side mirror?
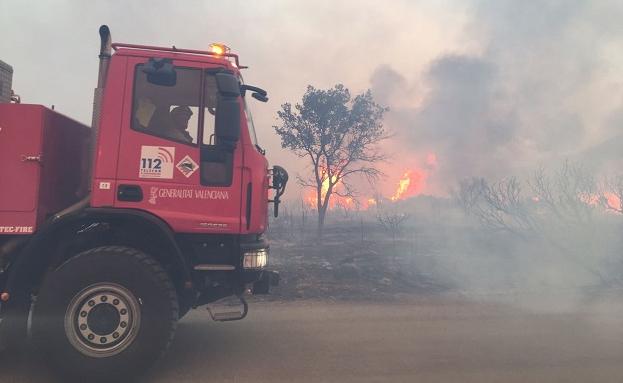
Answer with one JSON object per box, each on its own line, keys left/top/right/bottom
{"left": 214, "top": 72, "right": 244, "bottom": 150}
{"left": 215, "top": 72, "right": 240, "bottom": 97}
{"left": 215, "top": 91, "right": 241, "bottom": 151}
{"left": 252, "top": 93, "right": 269, "bottom": 102}
{"left": 241, "top": 84, "right": 269, "bottom": 103}
{"left": 142, "top": 58, "right": 177, "bottom": 86}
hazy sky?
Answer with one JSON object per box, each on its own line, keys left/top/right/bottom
{"left": 2, "top": 1, "right": 622, "bottom": 201}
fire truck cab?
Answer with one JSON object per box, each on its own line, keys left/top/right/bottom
{"left": 0, "top": 26, "right": 286, "bottom": 380}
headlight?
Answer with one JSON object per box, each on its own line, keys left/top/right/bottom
{"left": 243, "top": 248, "right": 268, "bottom": 269}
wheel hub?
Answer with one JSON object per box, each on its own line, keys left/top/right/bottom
{"left": 65, "top": 283, "right": 141, "bottom": 358}
{"left": 87, "top": 302, "right": 121, "bottom": 335}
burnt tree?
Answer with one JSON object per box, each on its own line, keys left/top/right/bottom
{"left": 274, "top": 84, "right": 388, "bottom": 236}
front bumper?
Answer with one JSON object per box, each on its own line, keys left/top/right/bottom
{"left": 193, "top": 235, "right": 279, "bottom": 305}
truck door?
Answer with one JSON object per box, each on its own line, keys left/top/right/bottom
{"left": 115, "top": 58, "right": 243, "bottom": 234}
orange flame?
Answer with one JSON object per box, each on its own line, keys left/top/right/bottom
{"left": 554, "top": 192, "right": 621, "bottom": 213}
{"left": 304, "top": 152, "right": 438, "bottom": 210}
{"left": 603, "top": 192, "right": 621, "bottom": 211}
{"left": 305, "top": 173, "right": 343, "bottom": 209}
{"left": 390, "top": 169, "right": 427, "bottom": 201}
{"left": 391, "top": 172, "right": 411, "bottom": 201}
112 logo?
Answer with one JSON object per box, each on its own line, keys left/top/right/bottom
{"left": 139, "top": 146, "right": 175, "bottom": 179}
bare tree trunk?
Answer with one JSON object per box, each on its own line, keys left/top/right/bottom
{"left": 316, "top": 181, "right": 335, "bottom": 238}
{"left": 317, "top": 206, "right": 327, "bottom": 238}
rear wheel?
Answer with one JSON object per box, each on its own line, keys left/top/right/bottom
{"left": 32, "top": 246, "right": 178, "bottom": 381}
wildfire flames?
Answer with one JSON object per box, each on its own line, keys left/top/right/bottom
{"left": 305, "top": 173, "right": 349, "bottom": 209}
{"left": 391, "top": 173, "right": 411, "bottom": 201}
{"left": 301, "top": 153, "right": 623, "bottom": 215}
{"left": 603, "top": 192, "right": 621, "bottom": 211}
{"left": 304, "top": 152, "right": 437, "bottom": 210}
{"left": 390, "top": 169, "right": 427, "bottom": 201}
{"left": 577, "top": 191, "right": 621, "bottom": 211}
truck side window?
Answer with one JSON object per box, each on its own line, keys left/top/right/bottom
{"left": 131, "top": 65, "right": 201, "bottom": 145}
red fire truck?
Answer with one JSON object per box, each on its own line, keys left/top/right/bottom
{"left": 0, "top": 25, "right": 287, "bottom": 379}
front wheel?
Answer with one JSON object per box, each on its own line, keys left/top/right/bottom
{"left": 32, "top": 246, "right": 178, "bottom": 381}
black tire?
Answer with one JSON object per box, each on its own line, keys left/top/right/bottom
{"left": 32, "top": 246, "right": 178, "bottom": 381}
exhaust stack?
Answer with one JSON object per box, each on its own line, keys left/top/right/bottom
{"left": 88, "top": 25, "right": 112, "bottom": 191}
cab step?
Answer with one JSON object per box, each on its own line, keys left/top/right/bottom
{"left": 207, "top": 295, "right": 248, "bottom": 321}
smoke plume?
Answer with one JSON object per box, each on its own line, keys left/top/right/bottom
{"left": 372, "top": 0, "right": 623, "bottom": 193}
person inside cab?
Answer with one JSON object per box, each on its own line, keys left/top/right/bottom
{"left": 168, "top": 105, "right": 194, "bottom": 143}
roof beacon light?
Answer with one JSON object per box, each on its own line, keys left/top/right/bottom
{"left": 209, "top": 43, "right": 230, "bottom": 56}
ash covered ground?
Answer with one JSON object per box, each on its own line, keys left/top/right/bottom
{"left": 266, "top": 221, "right": 449, "bottom": 301}
{"left": 265, "top": 196, "right": 623, "bottom": 303}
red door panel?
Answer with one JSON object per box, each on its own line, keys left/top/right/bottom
{"left": 114, "top": 57, "right": 243, "bottom": 234}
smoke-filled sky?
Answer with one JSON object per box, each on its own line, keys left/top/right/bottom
{"left": 2, "top": 0, "right": 622, "bottom": 201}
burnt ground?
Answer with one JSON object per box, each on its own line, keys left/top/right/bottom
{"left": 263, "top": 214, "right": 623, "bottom": 302}
{"left": 264, "top": 220, "right": 452, "bottom": 302}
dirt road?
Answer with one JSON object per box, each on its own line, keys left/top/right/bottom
{"left": 2, "top": 293, "right": 623, "bottom": 382}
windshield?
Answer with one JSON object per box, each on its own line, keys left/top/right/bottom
{"left": 243, "top": 97, "right": 259, "bottom": 148}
